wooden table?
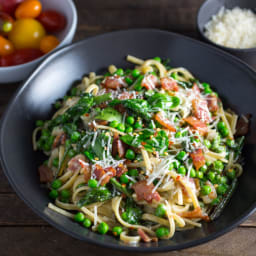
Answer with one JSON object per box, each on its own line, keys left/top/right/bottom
{"left": 1, "top": 1, "right": 256, "bottom": 255}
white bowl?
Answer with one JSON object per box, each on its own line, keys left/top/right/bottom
{"left": 0, "top": 0, "right": 77, "bottom": 83}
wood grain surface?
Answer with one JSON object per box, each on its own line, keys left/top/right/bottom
{"left": 0, "top": 0, "right": 255, "bottom": 255}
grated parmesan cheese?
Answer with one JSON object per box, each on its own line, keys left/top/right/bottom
{"left": 204, "top": 7, "right": 256, "bottom": 49}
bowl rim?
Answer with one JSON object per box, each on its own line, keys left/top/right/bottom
{"left": 0, "top": 0, "right": 78, "bottom": 70}
{"left": 196, "top": 0, "right": 256, "bottom": 52}
{"left": 1, "top": 28, "right": 256, "bottom": 252}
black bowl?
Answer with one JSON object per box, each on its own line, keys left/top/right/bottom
{"left": 197, "top": 0, "right": 256, "bottom": 69}
{"left": 1, "top": 29, "right": 256, "bottom": 252}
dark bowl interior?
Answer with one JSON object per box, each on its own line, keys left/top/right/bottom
{"left": 197, "top": 0, "right": 256, "bottom": 69}
{"left": 1, "top": 29, "right": 256, "bottom": 252}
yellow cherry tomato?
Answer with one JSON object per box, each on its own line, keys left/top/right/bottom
{"left": 39, "top": 35, "right": 59, "bottom": 54}
{"left": 15, "top": 0, "right": 42, "bottom": 19}
{"left": 9, "top": 18, "right": 45, "bottom": 49}
{"left": 0, "top": 36, "right": 14, "bottom": 56}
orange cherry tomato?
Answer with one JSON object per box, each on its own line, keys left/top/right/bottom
{"left": 39, "top": 35, "right": 59, "bottom": 54}
{"left": 15, "top": 0, "right": 42, "bottom": 19}
{"left": 0, "top": 35, "right": 14, "bottom": 56}
{"left": 9, "top": 18, "right": 45, "bottom": 49}
{"left": 0, "top": 48, "right": 43, "bottom": 66}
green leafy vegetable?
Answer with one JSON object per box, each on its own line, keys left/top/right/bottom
{"left": 123, "top": 198, "right": 143, "bottom": 224}
{"left": 94, "top": 93, "right": 112, "bottom": 105}
{"left": 95, "top": 107, "right": 122, "bottom": 123}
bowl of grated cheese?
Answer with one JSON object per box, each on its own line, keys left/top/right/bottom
{"left": 197, "top": 0, "right": 256, "bottom": 69}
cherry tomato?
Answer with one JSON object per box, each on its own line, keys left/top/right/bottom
{"left": 40, "top": 35, "right": 59, "bottom": 54}
{"left": 0, "top": 0, "right": 24, "bottom": 16}
{"left": 0, "top": 12, "right": 14, "bottom": 34}
{"left": 15, "top": 0, "right": 42, "bottom": 19}
{"left": 0, "top": 36, "right": 14, "bottom": 56}
{"left": 9, "top": 18, "right": 45, "bottom": 49}
{"left": 0, "top": 48, "right": 43, "bottom": 66}
{"left": 38, "top": 10, "right": 66, "bottom": 32}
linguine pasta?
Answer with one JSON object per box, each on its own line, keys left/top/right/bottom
{"left": 34, "top": 56, "right": 248, "bottom": 244}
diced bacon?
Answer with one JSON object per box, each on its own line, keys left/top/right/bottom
{"left": 206, "top": 95, "right": 218, "bottom": 112}
{"left": 38, "top": 165, "right": 53, "bottom": 183}
{"left": 114, "top": 104, "right": 126, "bottom": 114}
{"left": 141, "top": 74, "right": 158, "bottom": 90}
{"left": 178, "top": 207, "right": 209, "bottom": 221}
{"left": 93, "top": 164, "right": 116, "bottom": 185}
{"left": 68, "top": 154, "right": 86, "bottom": 172}
{"left": 96, "top": 120, "right": 108, "bottom": 126}
{"left": 102, "top": 76, "right": 126, "bottom": 90}
{"left": 132, "top": 180, "right": 161, "bottom": 203}
{"left": 83, "top": 164, "right": 91, "bottom": 183}
{"left": 190, "top": 149, "right": 205, "bottom": 170}
{"left": 184, "top": 116, "right": 208, "bottom": 136}
{"left": 117, "top": 91, "right": 135, "bottom": 100}
{"left": 116, "top": 164, "right": 128, "bottom": 177}
{"left": 155, "top": 112, "right": 176, "bottom": 132}
{"left": 192, "top": 98, "right": 211, "bottom": 123}
{"left": 236, "top": 114, "right": 251, "bottom": 136}
{"left": 112, "top": 133, "right": 126, "bottom": 158}
{"left": 160, "top": 77, "right": 179, "bottom": 92}
{"left": 52, "top": 132, "right": 66, "bottom": 149}
{"left": 138, "top": 228, "right": 151, "bottom": 243}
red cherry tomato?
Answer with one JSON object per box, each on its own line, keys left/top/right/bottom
{"left": 0, "top": 0, "right": 24, "bottom": 16}
{"left": 0, "top": 12, "right": 14, "bottom": 35}
{"left": 15, "top": 0, "right": 42, "bottom": 19}
{"left": 0, "top": 48, "right": 43, "bottom": 66}
{"left": 38, "top": 10, "right": 66, "bottom": 32}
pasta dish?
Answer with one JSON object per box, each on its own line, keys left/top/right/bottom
{"left": 33, "top": 55, "right": 248, "bottom": 243}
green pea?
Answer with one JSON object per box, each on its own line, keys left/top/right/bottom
{"left": 226, "top": 138, "right": 235, "bottom": 148}
{"left": 155, "top": 204, "right": 166, "bottom": 217}
{"left": 156, "top": 227, "right": 169, "bottom": 238}
{"left": 175, "top": 131, "right": 182, "bottom": 138}
{"left": 88, "top": 179, "right": 98, "bottom": 188}
{"left": 83, "top": 218, "right": 92, "bottom": 228}
{"left": 204, "top": 139, "right": 211, "bottom": 149}
{"left": 190, "top": 168, "right": 196, "bottom": 178}
{"left": 221, "top": 127, "right": 229, "bottom": 137}
{"left": 202, "top": 82, "right": 210, "bottom": 88}
{"left": 134, "top": 84, "right": 143, "bottom": 91}
{"left": 173, "top": 160, "right": 180, "bottom": 169}
{"left": 51, "top": 179, "right": 62, "bottom": 189}
{"left": 68, "top": 149, "right": 76, "bottom": 158}
{"left": 125, "top": 126, "right": 133, "bottom": 133}
{"left": 110, "top": 120, "right": 119, "bottom": 128}
{"left": 134, "top": 121, "right": 143, "bottom": 129}
{"left": 176, "top": 151, "right": 186, "bottom": 161}
{"left": 215, "top": 145, "right": 226, "bottom": 153}
{"left": 204, "top": 87, "right": 212, "bottom": 94}
{"left": 36, "top": 120, "right": 44, "bottom": 127}
{"left": 178, "top": 165, "right": 186, "bottom": 175}
{"left": 115, "top": 68, "right": 124, "bottom": 76}
{"left": 60, "top": 198, "right": 69, "bottom": 203}
{"left": 201, "top": 185, "right": 211, "bottom": 195}
{"left": 226, "top": 169, "right": 236, "bottom": 179}
{"left": 112, "top": 226, "right": 123, "bottom": 236}
{"left": 98, "top": 222, "right": 109, "bottom": 234}
{"left": 117, "top": 123, "right": 125, "bottom": 132}
{"left": 220, "top": 176, "right": 228, "bottom": 184}
{"left": 217, "top": 121, "right": 225, "bottom": 131}
{"left": 211, "top": 197, "right": 221, "bottom": 206}
{"left": 125, "top": 69, "right": 132, "bottom": 74}
{"left": 213, "top": 160, "right": 224, "bottom": 173}
{"left": 74, "top": 212, "right": 85, "bottom": 223}
{"left": 131, "top": 69, "right": 140, "bottom": 78}
{"left": 120, "top": 174, "right": 129, "bottom": 184}
{"left": 207, "top": 171, "right": 216, "bottom": 182}
{"left": 125, "top": 77, "right": 133, "bottom": 85}
{"left": 217, "top": 184, "right": 228, "bottom": 195}
{"left": 49, "top": 189, "right": 58, "bottom": 199}
{"left": 121, "top": 212, "right": 128, "bottom": 221}
{"left": 71, "top": 131, "right": 81, "bottom": 142}
{"left": 126, "top": 116, "right": 135, "bottom": 125}
{"left": 84, "top": 150, "right": 94, "bottom": 161}
{"left": 169, "top": 163, "right": 174, "bottom": 170}
{"left": 199, "top": 165, "right": 207, "bottom": 173}
{"left": 171, "top": 96, "right": 180, "bottom": 108}
{"left": 128, "top": 169, "right": 139, "bottom": 176}
{"left": 214, "top": 174, "right": 222, "bottom": 184}
{"left": 196, "top": 171, "right": 204, "bottom": 179}
{"left": 52, "top": 157, "right": 59, "bottom": 168}
{"left": 125, "top": 149, "right": 135, "bottom": 160}
{"left": 60, "top": 189, "right": 70, "bottom": 199}
{"left": 153, "top": 56, "right": 161, "bottom": 62}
